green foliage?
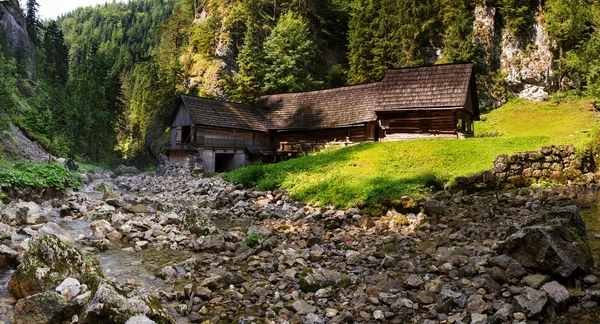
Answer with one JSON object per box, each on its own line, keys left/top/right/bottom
{"left": 262, "top": 11, "right": 320, "bottom": 94}
{"left": 544, "top": 0, "right": 593, "bottom": 51}
{"left": 347, "top": 0, "right": 478, "bottom": 84}
{"left": 0, "top": 44, "right": 18, "bottom": 134}
{"left": 224, "top": 99, "right": 598, "bottom": 209}
{"left": 0, "top": 162, "right": 80, "bottom": 191}
{"left": 243, "top": 233, "right": 263, "bottom": 247}
{"left": 498, "top": 0, "right": 536, "bottom": 36}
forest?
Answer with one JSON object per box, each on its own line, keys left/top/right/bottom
{"left": 0, "top": 0, "right": 599, "bottom": 167}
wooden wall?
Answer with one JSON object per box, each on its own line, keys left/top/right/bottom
{"left": 196, "top": 126, "right": 270, "bottom": 148}
{"left": 382, "top": 110, "right": 458, "bottom": 135}
{"left": 172, "top": 104, "right": 194, "bottom": 127}
{"left": 273, "top": 125, "right": 368, "bottom": 143}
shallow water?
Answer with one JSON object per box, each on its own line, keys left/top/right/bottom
{"left": 575, "top": 190, "right": 600, "bottom": 263}
{"left": 0, "top": 179, "right": 204, "bottom": 323}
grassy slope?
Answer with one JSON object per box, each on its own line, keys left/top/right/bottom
{"left": 223, "top": 99, "right": 599, "bottom": 208}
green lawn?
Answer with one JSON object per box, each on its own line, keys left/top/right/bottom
{"left": 223, "top": 98, "right": 599, "bottom": 209}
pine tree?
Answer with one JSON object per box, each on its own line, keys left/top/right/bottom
{"left": 26, "top": 0, "right": 40, "bottom": 45}
{"left": 262, "top": 11, "right": 318, "bottom": 94}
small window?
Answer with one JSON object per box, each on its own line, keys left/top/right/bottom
{"left": 176, "top": 127, "right": 182, "bottom": 144}
{"left": 181, "top": 126, "right": 192, "bottom": 144}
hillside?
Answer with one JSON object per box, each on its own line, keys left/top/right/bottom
{"left": 224, "top": 98, "right": 599, "bottom": 210}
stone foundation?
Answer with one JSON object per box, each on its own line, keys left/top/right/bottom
{"left": 451, "top": 145, "right": 597, "bottom": 191}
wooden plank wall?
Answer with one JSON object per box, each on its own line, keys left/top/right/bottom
{"left": 196, "top": 127, "right": 270, "bottom": 148}
{"left": 273, "top": 125, "right": 368, "bottom": 143}
{"left": 172, "top": 104, "right": 194, "bottom": 127}
{"left": 384, "top": 110, "right": 458, "bottom": 134}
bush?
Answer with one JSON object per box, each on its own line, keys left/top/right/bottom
{"left": 0, "top": 162, "right": 80, "bottom": 191}
{"left": 243, "top": 233, "right": 263, "bottom": 248}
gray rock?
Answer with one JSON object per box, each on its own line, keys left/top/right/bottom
{"left": 541, "top": 281, "right": 570, "bottom": 306}
{"left": 292, "top": 299, "right": 317, "bottom": 314}
{"left": 406, "top": 274, "right": 424, "bottom": 288}
{"left": 466, "top": 294, "right": 488, "bottom": 314}
{"left": 522, "top": 274, "right": 552, "bottom": 289}
{"left": 423, "top": 199, "right": 446, "bottom": 217}
{"left": 584, "top": 274, "right": 598, "bottom": 285}
{"left": 0, "top": 244, "right": 18, "bottom": 268}
{"left": 37, "top": 222, "right": 74, "bottom": 243}
{"left": 125, "top": 315, "right": 157, "bottom": 324}
{"left": 0, "top": 223, "right": 15, "bottom": 244}
{"left": 470, "top": 313, "right": 487, "bottom": 324}
{"left": 345, "top": 250, "right": 361, "bottom": 265}
{"left": 8, "top": 234, "right": 103, "bottom": 299}
{"left": 299, "top": 269, "right": 351, "bottom": 293}
{"left": 81, "top": 281, "right": 171, "bottom": 323}
{"left": 12, "top": 291, "right": 83, "bottom": 324}
{"left": 55, "top": 278, "right": 81, "bottom": 299}
{"left": 157, "top": 266, "right": 177, "bottom": 280}
{"left": 514, "top": 287, "right": 547, "bottom": 316}
{"left": 497, "top": 206, "right": 592, "bottom": 278}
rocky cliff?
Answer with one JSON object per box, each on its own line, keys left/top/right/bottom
{"left": 0, "top": 0, "right": 34, "bottom": 75}
{"left": 473, "top": 3, "right": 554, "bottom": 109}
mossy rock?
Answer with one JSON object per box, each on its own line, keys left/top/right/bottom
{"left": 8, "top": 234, "right": 104, "bottom": 299}
{"left": 81, "top": 281, "right": 173, "bottom": 324}
{"left": 299, "top": 268, "right": 351, "bottom": 293}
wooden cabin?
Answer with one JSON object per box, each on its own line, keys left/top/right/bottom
{"left": 168, "top": 95, "right": 270, "bottom": 173}
{"left": 167, "top": 63, "right": 479, "bottom": 173}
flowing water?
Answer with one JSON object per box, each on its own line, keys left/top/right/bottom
{"left": 0, "top": 180, "right": 199, "bottom": 323}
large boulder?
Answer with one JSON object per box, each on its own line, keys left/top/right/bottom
{"left": 12, "top": 290, "right": 86, "bottom": 324}
{"left": 8, "top": 234, "right": 103, "bottom": 299}
{"left": 496, "top": 206, "right": 593, "bottom": 278}
{"left": 80, "top": 281, "right": 173, "bottom": 324}
{"left": 299, "top": 269, "right": 351, "bottom": 293}
{"left": 113, "top": 165, "right": 140, "bottom": 177}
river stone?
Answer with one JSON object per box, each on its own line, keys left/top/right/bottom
{"left": 496, "top": 206, "right": 593, "bottom": 278}
{"left": 12, "top": 291, "right": 83, "bottom": 324}
{"left": 515, "top": 287, "right": 547, "bottom": 316}
{"left": 81, "top": 281, "right": 172, "bottom": 323}
{"left": 0, "top": 244, "right": 18, "bottom": 268}
{"left": 125, "top": 315, "right": 156, "bottom": 324}
{"left": 106, "top": 230, "right": 123, "bottom": 241}
{"left": 345, "top": 250, "right": 361, "bottom": 265}
{"left": 299, "top": 269, "right": 351, "bottom": 292}
{"left": 55, "top": 278, "right": 81, "bottom": 299}
{"left": 584, "top": 275, "right": 598, "bottom": 285}
{"left": 291, "top": 299, "right": 317, "bottom": 314}
{"left": 157, "top": 266, "right": 177, "bottom": 280}
{"left": 470, "top": 313, "right": 488, "bottom": 324}
{"left": 406, "top": 274, "right": 424, "bottom": 288}
{"left": 37, "top": 222, "right": 74, "bottom": 243}
{"left": 423, "top": 199, "right": 446, "bottom": 217}
{"left": 8, "top": 234, "right": 103, "bottom": 299}
{"left": 0, "top": 223, "right": 15, "bottom": 244}
{"left": 522, "top": 274, "right": 552, "bottom": 289}
{"left": 541, "top": 281, "right": 570, "bottom": 306}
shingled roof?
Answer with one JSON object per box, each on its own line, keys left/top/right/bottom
{"left": 255, "top": 82, "right": 381, "bottom": 130}
{"left": 256, "top": 63, "right": 478, "bottom": 130}
{"left": 180, "top": 95, "right": 271, "bottom": 132}
{"left": 179, "top": 63, "right": 478, "bottom": 132}
{"left": 379, "top": 63, "right": 475, "bottom": 111}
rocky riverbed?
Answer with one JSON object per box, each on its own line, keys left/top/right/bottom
{"left": 1, "top": 167, "right": 600, "bottom": 323}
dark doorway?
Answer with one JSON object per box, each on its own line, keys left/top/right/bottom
{"left": 215, "top": 153, "right": 235, "bottom": 172}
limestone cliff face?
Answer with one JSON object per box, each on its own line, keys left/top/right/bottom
{"left": 181, "top": 3, "right": 237, "bottom": 99}
{"left": 473, "top": 2, "right": 555, "bottom": 109}
{"left": 0, "top": 0, "right": 35, "bottom": 75}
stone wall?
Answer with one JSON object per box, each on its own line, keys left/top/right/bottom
{"left": 451, "top": 145, "right": 597, "bottom": 191}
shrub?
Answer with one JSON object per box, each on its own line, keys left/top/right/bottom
{"left": 243, "top": 233, "right": 263, "bottom": 248}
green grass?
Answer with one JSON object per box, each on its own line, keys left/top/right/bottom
{"left": 223, "top": 98, "right": 600, "bottom": 209}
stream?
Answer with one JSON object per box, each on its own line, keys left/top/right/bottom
{"left": 0, "top": 179, "right": 198, "bottom": 323}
